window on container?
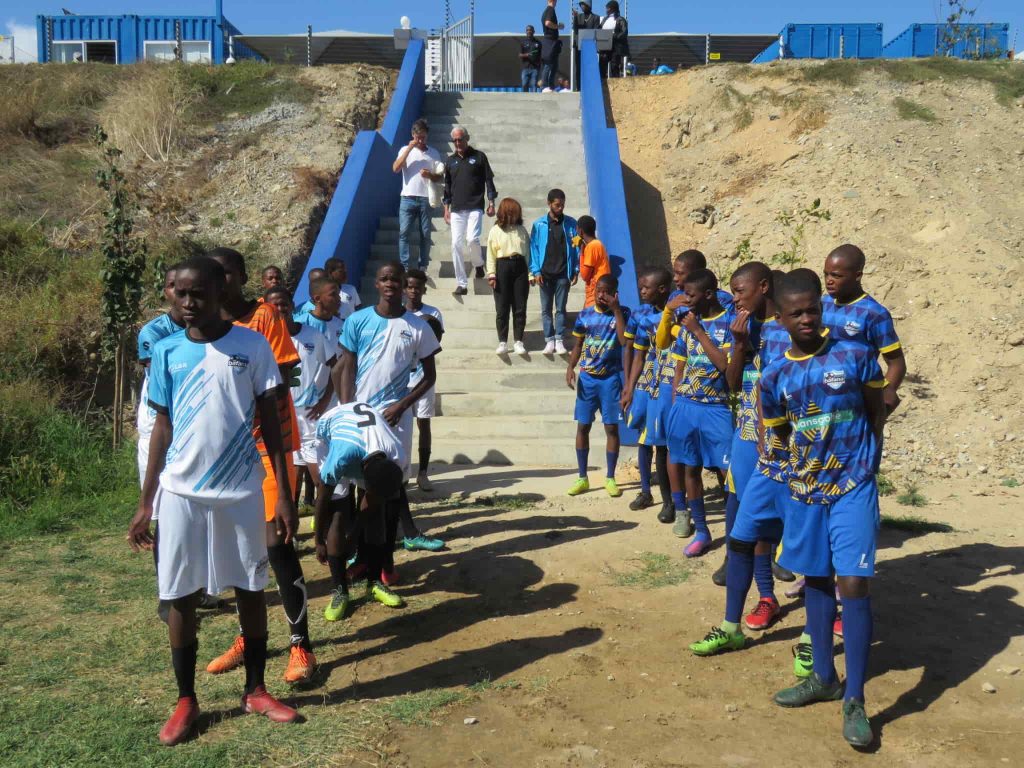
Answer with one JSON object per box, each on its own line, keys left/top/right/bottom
{"left": 85, "top": 41, "right": 117, "bottom": 63}
{"left": 51, "top": 41, "right": 84, "bottom": 63}
{"left": 144, "top": 40, "right": 211, "bottom": 64}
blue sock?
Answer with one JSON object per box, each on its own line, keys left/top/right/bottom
{"left": 805, "top": 578, "right": 837, "bottom": 684}
{"left": 724, "top": 492, "right": 739, "bottom": 539}
{"left": 841, "top": 595, "right": 873, "bottom": 702}
{"left": 753, "top": 552, "right": 775, "bottom": 600}
{"left": 638, "top": 445, "right": 653, "bottom": 493}
{"left": 688, "top": 497, "right": 709, "bottom": 539}
{"left": 671, "top": 490, "right": 686, "bottom": 512}
{"left": 605, "top": 451, "right": 618, "bottom": 479}
{"left": 724, "top": 541, "right": 754, "bottom": 625}
{"left": 576, "top": 448, "right": 588, "bottom": 478}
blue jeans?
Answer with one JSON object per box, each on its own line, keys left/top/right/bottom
{"left": 398, "top": 195, "right": 432, "bottom": 269}
{"left": 521, "top": 67, "right": 539, "bottom": 92}
{"left": 539, "top": 276, "right": 570, "bottom": 341}
{"left": 540, "top": 39, "right": 562, "bottom": 88}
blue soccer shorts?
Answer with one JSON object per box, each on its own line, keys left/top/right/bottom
{"left": 626, "top": 388, "right": 650, "bottom": 438}
{"left": 730, "top": 471, "right": 787, "bottom": 544}
{"left": 667, "top": 397, "right": 732, "bottom": 470}
{"left": 640, "top": 383, "right": 673, "bottom": 447}
{"left": 779, "top": 479, "right": 880, "bottom": 578}
{"left": 574, "top": 371, "right": 623, "bottom": 426}
{"left": 728, "top": 431, "right": 758, "bottom": 500}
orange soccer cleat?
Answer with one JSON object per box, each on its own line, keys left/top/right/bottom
{"left": 206, "top": 635, "right": 245, "bottom": 674}
{"left": 283, "top": 645, "right": 316, "bottom": 683}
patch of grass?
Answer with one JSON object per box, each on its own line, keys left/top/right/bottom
{"left": 877, "top": 473, "right": 895, "bottom": 496}
{"left": 873, "top": 57, "right": 1024, "bottom": 106}
{"left": 881, "top": 514, "right": 952, "bottom": 534}
{"left": 476, "top": 493, "right": 543, "bottom": 510}
{"left": 613, "top": 552, "right": 691, "bottom": 589}
{"left": 379, "top": 688, "right": 466, "bottom": 726}
{"left": 180, "top": 60, "right": 314, "bottom": 121}
{"left": 896, "top": 482, "right": 928, "bottom": 508}
{"left": 1000, "top": 477, "right": 1020, "bottom": 488}
{"left": 800, "top": 60, "right": 862, "bottom": 86}
{"left": 208, "top": 216, "right": 223, "bottom": 228}
{"left": 894, "top": 96, "right": 937, "bottom": 122}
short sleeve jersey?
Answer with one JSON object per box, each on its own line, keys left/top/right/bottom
{"left": 662, "top": 290, "right": 734, "bottom": 388}
{"left": 290, "top": 324, "right": 334, "bottom": 409}
{"left": 315, "top": 402, "right": 403, "bottom": 488}
{"left": 735, "top": 318, "right": 790, "bottom": 442}
{"left": 629, "top": 305, "right": 662, "bottom": 396}
{"left": 148, "top": 326, "right": 281, "bottom": 504}
{"left": 295, "top": 310, "right": 343, "bottom": 358}
{"left": 137, "top": 313, "right": 184, "bottom": 439}
{"left": 296, "top": 283, "right": 360, "bottom": 325}
{"left": 822, "top": 293, "right": 901, "bottom": 356}
{"left": 409, "top": 304, "right": 444, "bottom": 387}
{"left": 234, "top": 302, "right": 300, "bottom": 453}
{"left": 580, "top": 240, "right": 611, "bottom": 308}
{"left": 759, "top": 338, "right": 886, "bottom": 504}
{"left": 671, "top": 309, "right": 733, "bottom": 404}
{"left": 340, "top": 307, "right": 441, "bottom": 409}
{"left": 573, "top": 305, "right": 631, "bottom": 377}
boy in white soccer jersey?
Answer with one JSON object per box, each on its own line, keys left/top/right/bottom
{"left": 311, "top": 401, "right": 407, "bottom": 620}
{"left": 296, "top": 258, "right": 361, "bottom": 322}
{"left": 295, "top": 277, "right": 344, "bottom": 348}
{"left": 265, "top": 286, "right": 337, "bottom": 507}
{"left": 333, "top": 261, "right": 442, "bottom": 587}
{"left": 404, "top": 268, "right": 445, "bottom": 501}
{"left": 128, "top": 257, "right": 299, "bottom": 747}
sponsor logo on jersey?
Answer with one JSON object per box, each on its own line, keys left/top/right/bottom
{"left": 302, "top": 342, "right": 315, "bottom": 352}
{"left": 843, "top": 320, "right": 861, "bottom": 337}
{"left": 228, "top": 354, "right": 250, "bottom": 372}
{"left": 170, "top": 361, "right": 189, "bottom": 373}
{"left": 824, "top": 370, "right": 846, "bottom": 390}
{"left": 400, "top": 329, "right": 413, "bottom": 340}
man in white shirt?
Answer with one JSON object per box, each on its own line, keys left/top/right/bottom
{"left": 392, "top": 119, "right": 443, "bottom": 272}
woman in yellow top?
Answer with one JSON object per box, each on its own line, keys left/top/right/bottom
{"left": 486, "top": 197, "right": 531, "bottom": 355}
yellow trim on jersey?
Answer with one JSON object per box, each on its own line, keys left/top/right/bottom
{"left": 763, "top": 416, "right": 788, "bottom": 427}
{"left": 572, "top": 331, "right": 585, "bottom": 338}
{"left": 785, "top": 336, "right": 830, "bottom": 361}
{"left": 671, "top": 353, "right": 686, "bottom": 362}
{"left": 866, "top": 379, "right": 888, "bottom": 389}
{"left": 725, "top": 468, "right": 736, "bottom": 494}
{"left": 633, "top": 341, "right": 649, "bottom": 351}
{"left": 671, "top": 324, "right": 680, "bottom": 338}
{"left": 624, "top": 332, "right": 636, "bottom": 340}
{"left": 702, "top": 309, "right": 729, "bottom": 322}
{"left": 878, "top": 341, "right": 902, "bottom": 354}
{"left": 833, "top": 293, "right": 868, "bottom": 307}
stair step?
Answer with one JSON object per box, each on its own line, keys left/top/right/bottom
{"left": 435, "top": 368, "right": 570, "bottom": 390}
{"left": 438, "top": 388, "right": 574, "bottom": 417}
{"left": 437, "top": 347, "right": 586, "bottom": 368}
{"left": 424, "top": 437, "right": 635, "bottom": 468}
{"left": 428, "top": 414, "right": 577, "bottom": 440}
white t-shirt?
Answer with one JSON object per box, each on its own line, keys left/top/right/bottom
{"left": 137, "top": 313, "right": 185, "bottom": 441}
{"left": 147, "top": 325, "right": 281, "bottom": 505}
{"left": 409, "top": 304, "right": 444, "bottom": 387}
{"left": 315, "top": 402, "right": 403, "bottom": 490}
{"left": 290, "top": 324, "right": 334, "bottom": 409}
{"left": 601, "top": 15, "right": 618, "bottom": 30}
{"left": 340, "top": 307, "right": 441, "bottom": 409}
{"left": 398, "top": 146, "right": 443, "bottom": 198}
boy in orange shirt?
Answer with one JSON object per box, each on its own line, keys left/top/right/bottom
{"left": 576, "top": 215, "right": 610, "bottom": 308}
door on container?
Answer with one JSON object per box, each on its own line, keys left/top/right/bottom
{"left": 85, "top": 41, "right": 117, "bottom": 63}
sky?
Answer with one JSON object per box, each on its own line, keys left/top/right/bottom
{"left": 5, "top": 1, "right": 1022, "bottom": 61}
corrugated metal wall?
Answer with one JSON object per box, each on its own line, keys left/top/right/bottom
{"left": 883, "top": 23, "right": 1009, "bottom": 59}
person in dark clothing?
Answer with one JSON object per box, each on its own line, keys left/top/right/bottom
{"left": 442, "top": 126, "right": 497, "bottom": 296}
{"left": 571, "top": 2, "right": 601, "bottom": 89}
{"left": 601, "top": 1, "right": 630, "bottom": 78}
{"left": 540, "top": 0, "right": 565, "bottom": 89}
{"left": 520, "top": 25, "right": 543, "bottom": 92}
{"left": 529, "top": 189, "right": 580, "bottom": 355}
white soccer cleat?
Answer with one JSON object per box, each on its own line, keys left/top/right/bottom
{"left": 496, "top": 341, "right": 509, "bottom": 355}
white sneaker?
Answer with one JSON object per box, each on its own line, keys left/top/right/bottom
{"left": 513, "top": 341, "right": 527, "bottom": 355}
{"left": 495, "top": 342, "right": 509, "bottom": 355}
{"left": 554, "top": 339, "right": 567, "bottom": 355}
{"left": 542, "top": 340, "right": 556, "bottom": 355}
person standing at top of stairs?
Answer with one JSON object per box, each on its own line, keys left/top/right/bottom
{"left": 443, "top": 126, "right": 497, "bottom": 297}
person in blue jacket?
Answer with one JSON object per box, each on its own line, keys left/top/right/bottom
{"left": 649, "top": 57, "right": 675, "bottom": 75}
{"left": 530, "top": 188, "right": 580, "bottom": 355}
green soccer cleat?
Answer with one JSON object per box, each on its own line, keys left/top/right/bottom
{"left": 403, "top": 535, "right": 444, "bottom": 552}
{"left": 773, "top": 672, "right": 843, "bottom": 708}
{"left": 689, "top": 626, "right": 746, "bottom": 657}
{"left": 792, "top": 641, "right": 814, "bottom": 678}
{"left": 567, "top": 477, "right": 590, "bottom": 496}
{"left": 605, "top": 478, "right": 622, "bottom": 497}
{"left": 323, "top": 588, "right": 350, "bottom": 622}
{"left": 370, "top": 581, "right": 404, "bottom": 608}
{"left": 842, "top": 700, "right": 874, "bottom": 748}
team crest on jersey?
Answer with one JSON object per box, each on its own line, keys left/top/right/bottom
{"left": 302, "top": 342, "right": 315, "bottom": 352}
{"left": 713, "top": 328, "right": 727, "bottom": 343}
{"left": 400, "top": 329, "right": 413, "bottom": 340}
{"left": 824, "top": 370, "right": 846, "bottom": 390}
{"left": 843, "top": 320, "right": 862, "bottom": 337}
{"left": 228, "top": 354, "right": 250, "bottom": 373}
{"left": 468, "top": 157, "right": 477, "bottom": 165}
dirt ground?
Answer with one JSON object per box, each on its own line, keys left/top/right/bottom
{"left": 610, "top": 61, "right": 1024, "bottom": 491}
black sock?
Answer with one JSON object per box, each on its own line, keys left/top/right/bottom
{"left": 655, "top": 446, "right": 672, "bottom": 504}
{"left": 242, "top": 635, "right": 268, "bottom": 694}
{"left": 171, "top": 642, "right": 198, "bottom": 700}
{"left": 397, "top": 487, "right": 420, "bottom": 539}
{"left": 327, "top": 555, "right": 349, "bottom": 594}
{"left": 267, "top": 543, "right": 311, "bottom": 651}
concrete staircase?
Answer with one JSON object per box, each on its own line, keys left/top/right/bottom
{"left": 361, "top": 91, "right": 590, "bottom": 467}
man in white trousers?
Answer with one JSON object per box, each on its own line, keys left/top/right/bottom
{"left": 442, "top": 126, "right": 497, "bottom": 296}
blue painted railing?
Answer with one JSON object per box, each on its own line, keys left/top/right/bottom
{"left": 295, "top": 38, "right": 426, "bottom": 303}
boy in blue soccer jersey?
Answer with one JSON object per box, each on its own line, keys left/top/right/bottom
{"left": 665, "top": 269, "right": 733, "bottom": 557}
{"left": 759, "top": 271, "right": 887, "bottom": 748}
{"left": 295, "top": 277, "right": 344, "bottom": 350}
{"left": 312, "top": 402, "right": 406, "bottom": 621}
{"left": 127, "top": 257, "right": 299, "bottom": 746}
{"left": 621, "top": 267, "right": 673, "bottom": 517}
{"left": 822, "top": 244, "right": 906, "bottom": 414}
{"left": 566, "top": 274, "right": 630, "bottom": 498}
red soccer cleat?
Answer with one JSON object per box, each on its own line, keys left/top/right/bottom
{"left": 242, "top": 685, "right": 300, "bottom": 723}
{"left": 744, "top": 597, "right": 781, "bottom": 631}
{"left": 346, "top": 562, "right": 367, "bottom": 582}
{"left": 380, "top": 568, "right": 400, "bottom": 586}
{"left": 833, "top": 612, "right": 844, "bottom": 638}
{"left": 158, "top": 696, "right": 199, "bottom": 746}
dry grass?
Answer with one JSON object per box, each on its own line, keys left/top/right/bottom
{"left": 790, "top": 99, "right": 830, "bottom": 136}
{"left": 291, "top": 165, "right": 337, "bottom": 200}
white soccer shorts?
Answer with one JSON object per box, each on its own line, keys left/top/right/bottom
{"left": 154, "top": 486, "right": 269, "bottom": 600}
{"left": 413, "top": 386, "right": 437, "bottom": 419}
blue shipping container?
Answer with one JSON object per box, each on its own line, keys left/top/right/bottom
{"left": 751, "top": 23, "right": 883, "bottom": 62}
{"left": 883, "top": 23, "right": 1009, "bottom": 59}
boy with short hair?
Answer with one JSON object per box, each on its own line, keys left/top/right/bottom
{"left": 576, "top": 215, "right": 610, "bottom": 309}
{"left": 666, "top": 269, "right": 733, "bottom": 558}
{"left": 324, "top": 257, "right": 362, "bottom": 323}
{"left": 404, "top": 269, "right": 446, "bottom": 504}
{"left": 205, "top": 248, "right": 316, "bottom": 684}
{"left": 128, "top": 257, "right": 299, "bottom": 746}
{"left": 296, "top": 277, "right": 344, "bottom": 351}
{"left": 621, "top": 266, "right": 673, "bottom": 517}
{"left": 529, "top": 189, "right": 580, "bottom": 355}
{"left": 566, "top": 274, "right": 630, "bottom": 497}
{"left": 261, "top": 265, "right": 283, "bottom": 292}
{"left": 761, "top": 271, "right": 887, "bottom": 748}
